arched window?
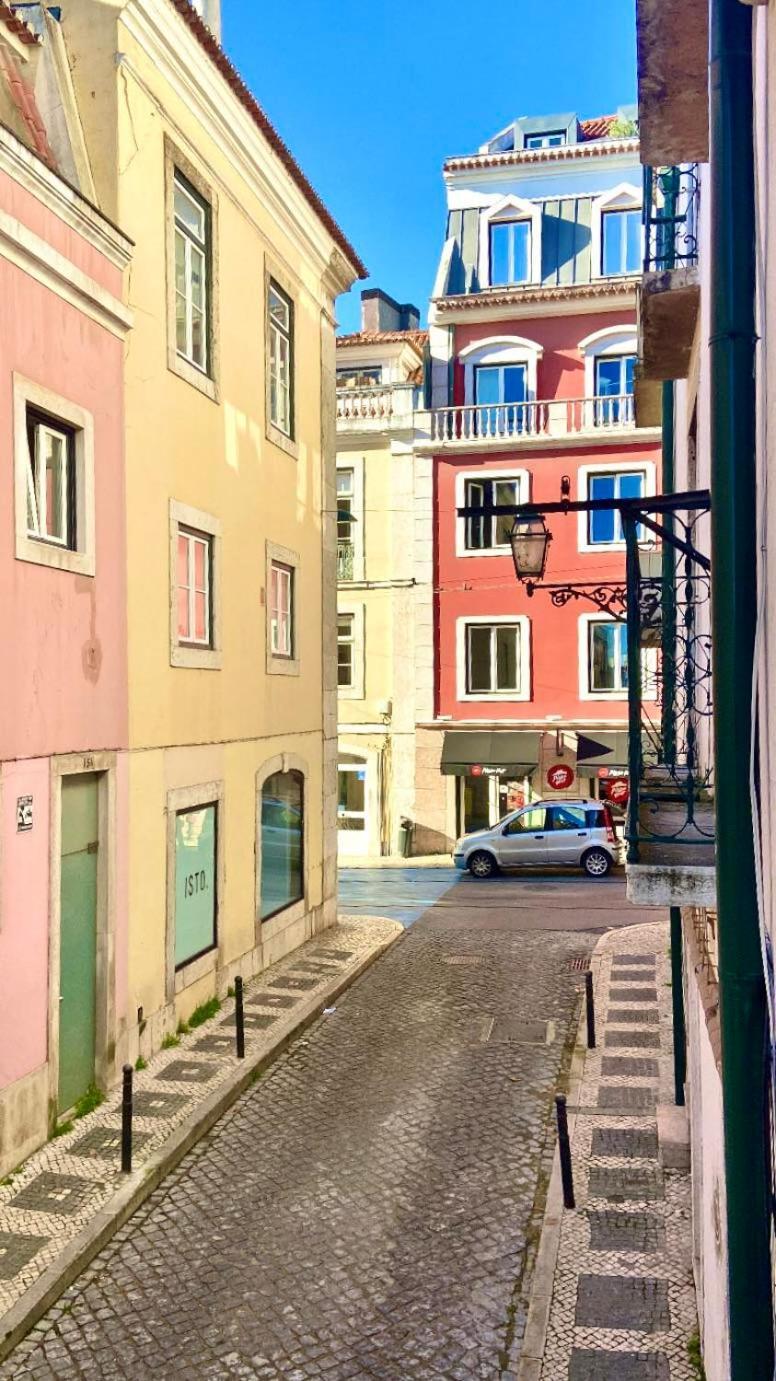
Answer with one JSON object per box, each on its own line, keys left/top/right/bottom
{"left": 260, "top": 770, "right": 304, "bottom": 920}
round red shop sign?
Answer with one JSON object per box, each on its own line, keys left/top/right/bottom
{"left": 470, "top": 764, "right": 484, "bottom": 777}
{"left": 606, "top": 777, "right": 630, "bottom": 805}
{"left": 546, "top": 763, "right": 574, "bottom": 791}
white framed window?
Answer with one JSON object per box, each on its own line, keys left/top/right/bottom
{"left": 594, "top": 354, "right": 636, "bottom": 425}
{"left": 338, "top": 613, "right": 354, "bottom": 687}
{"left": 456, "top": 615, "right": 531, "bottom": 701}
{"left": 165, "top": 778, "right": 224, "bottom": 998}
{"left": 479, "top": 195, "right": 542, "bottom": 288}
{"left": 336, "top": 457, "right": 364, "bottom": 581}
{"left": 266, "top": 540, "right": 300, "bottom": 675}
{"left": 270, "top": 562, "right": 293, "bottom": 656}
{"left": 26, "top": 414, "right": 74, "bottom": 549}
{"left": 169, "top": 500, "right": 222, "bottom": 669}
{"left": 459, "top": 336, "right": 542, "bottom": 409}
{"left": 14, "top": 375, "right": 95, "bottom": 576}
{"left": 455, "top": 469, "right": 529, "bottom": 555}
{"left": 578, "top": 613, "right": 658, "bottom": 701}
{"left": 174, "top": 171, "right": 209, "bottom": 373}
{"left": 590, "top": 184, "right": 642, "bottom": 280}
{"left": 602, "top": 209, "right": 642, "bottom": 275}
{"left": 525, "top": 131, "right": 565, "bottom": 149}
{"left": 337, "top": 602, "right": 365, "bottom": 699}
{"left": 177, "top": 527, "right": 212, "bottom": 647}
{"left": 489, "top": 219, "right": 531, "bottom": 286}
{"left": 577, "top": 461, "right": 655, "bottom": 552}
{"left": 268, "top": 280, "right": 293, "bottom": 438}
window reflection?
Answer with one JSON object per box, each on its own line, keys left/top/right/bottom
{"left": 260, "top": 770, "right": 304, "bottom": 920}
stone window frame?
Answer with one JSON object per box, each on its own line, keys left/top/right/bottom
{"left": 265, "top": 539, "right": 300, "bottom": 676}
{"left": 337, "top": 600, "right": 365, "bottom": 699}
{"left": 169, "top": 499, "right": 223, "bottom": 669}
{"left": 455, "top": 613, "right": 532, "bottom": 703}
{"left": 264, "top": 256, "right": 299, "bottom": 459}
{"left": 165, "top": 778, "right": 225, "bottom": 999}
{"left": 13, "top": 373, "right": 95, "bottom": 576}
{"left": 164, "top": 137, "right": 220, "bottom": 403}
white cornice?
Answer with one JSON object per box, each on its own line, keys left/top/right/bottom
{"left": 429, "top": 288, "right": 637, "bottom": 325}
{"left": 120, "top": 0, "right": 361, "bottom": 292}
{"left": 0, "top": 207, "right": 133, "bottom": 337}
{"left": 0, "top": 124, "right": 132, "bottom": 268}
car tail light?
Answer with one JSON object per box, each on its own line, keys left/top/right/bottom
{"left": 603, "top": 805, "right": 616, "bottom": 843}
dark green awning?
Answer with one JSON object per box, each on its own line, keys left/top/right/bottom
{"left": 440, "top": 731, "right": 541, "bottom": 776}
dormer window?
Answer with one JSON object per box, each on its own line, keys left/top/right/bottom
{"left": 602, "top": 208, "right": 641, "bottom": 275}
{"left": 489, "top": 220, "right": 531, "bottom": 286}
{"left": 525, "top": 132, "right": 565, "bottom": 149}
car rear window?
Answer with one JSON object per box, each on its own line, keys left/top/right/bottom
{"left": 586, "top": 809, "right": 606, "bottom": 828}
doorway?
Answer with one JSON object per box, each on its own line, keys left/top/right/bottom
{"left": 337, "top": 757, "right": 369, "bottom": 854}
{"left": 58, "top": 773, "right": 99, "bottom": 1112}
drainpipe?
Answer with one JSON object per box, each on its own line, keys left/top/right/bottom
{"left": 709, "top": 0, "right": 773, "bottom": 1375}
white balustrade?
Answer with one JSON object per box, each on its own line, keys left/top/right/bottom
{"left": 428, "top": 394, "right": 635, "bottom": 443}
{"left": 336, "top": 383, "right": 415, "bottom": 426}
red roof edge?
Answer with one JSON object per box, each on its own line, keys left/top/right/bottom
{"left": 167, "top": 0, "right": 366, "bottom": 281}
{"left": 0, "top": 2, "right": 41, "bottom": 45}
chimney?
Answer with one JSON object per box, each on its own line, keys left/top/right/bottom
{"left": 361, "top": 289, "right": 420, "bottom": 333}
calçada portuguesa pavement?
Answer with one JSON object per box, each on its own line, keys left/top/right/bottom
{"left": 0, "top": 868, "right": 694, "bottom": 1379}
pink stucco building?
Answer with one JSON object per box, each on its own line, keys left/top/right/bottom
{"left": 0, "top": 4, "right": 132, "bottom": 1170}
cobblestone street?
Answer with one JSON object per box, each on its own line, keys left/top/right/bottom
{"left": 4, "top": 875, "right": 647, "bottom": 1380}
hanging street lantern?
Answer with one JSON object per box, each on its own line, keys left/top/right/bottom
{"left": 509, "top": 515, "right": 552, "bottom": 584}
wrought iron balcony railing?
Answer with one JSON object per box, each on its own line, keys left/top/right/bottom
{"left": 625, "top": 501, "right": 714, "bottom": 866}
{"left": 337, "top": 541, "right": 355, "bottom": 581}
{"left": 643, "top": 164, "right": 700, "bottom": 273}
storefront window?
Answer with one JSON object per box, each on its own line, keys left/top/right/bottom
{"left": 337, "top": 763, "right": 366, "bottom": 831}
{"left": 174, "top": 803, "right": 217, "bottom": 967}
{"left": 260, "top": 770, "right": 304, "bottom": 920}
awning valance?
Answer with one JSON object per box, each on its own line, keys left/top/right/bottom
{"left": 440, "top": 730, "right": 541, "bottom": 776}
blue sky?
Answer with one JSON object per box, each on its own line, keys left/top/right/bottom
{"left": 224, "top": 1, "right": 637, "bottom": 334}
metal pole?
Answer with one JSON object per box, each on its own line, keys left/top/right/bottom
{"left": 670, "top": 908, "right": 686, "bottom": 1107}
{"left": 625, "top": 518, "right": 643, "bottom": 863}
{"left": 235, "top": 976, "right": 245, "bottom": 1059}
{"left": 709, "top": 0, "right": 773, "bottom": 1373}
{"left": 555, "top": 1095, "right": 575, "bottom": 1209}
{"left": 121, "top": 1064, "right": 132, "bottom": 1174}
{"left": 585, "top": 970, "right": 596, "bottom": 1050}
{"left": 661, "top": 382, "right": 677, "bottom": 771}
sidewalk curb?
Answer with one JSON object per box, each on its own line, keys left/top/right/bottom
{"left": 0, "top": 921, "right": 403, "bottom": 1364}
{"left": 514, "top": 930, "right": 609, "bottom": 1381}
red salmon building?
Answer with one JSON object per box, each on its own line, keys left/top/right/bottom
{"left": 411, "top": 108, "right": 661, "bottom": 847}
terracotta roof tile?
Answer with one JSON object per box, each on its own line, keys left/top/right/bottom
{"left": 0, "top": 2, "right": 40, "bottom": 45}
{"left": 579, "top": 114, "right": 619, "bottom": 140}
{"left": 166, "top": 0, "right": 365, "bottom": 280}
{"left": 336, "top": 329, "right": 428, "bottom": 350}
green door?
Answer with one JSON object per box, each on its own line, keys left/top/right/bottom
{"left": 58, "top": 774, "right": 99, "bottom": 1113}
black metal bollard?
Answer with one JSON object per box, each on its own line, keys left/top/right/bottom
{"left": 585, "top": 969, "right": 596, "bottom": 1049}
{"left": 555, "top": 1094, "right": 575, "bottom": 1209}
{"left": 121, "top": 1064, "right": 133, "bottom": 1174}
{"left": 235, "top": 976, "right": 245, "bottom": 1059}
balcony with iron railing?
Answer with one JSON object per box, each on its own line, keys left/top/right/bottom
{"left": 337, "top": 541, "right": 355, "bottom": 581}
{"left": 417, "top": 394, "right": 653, "bottom": 453}
{"left": 336, "top": 382, "right": 415, "bottom": 433}
{"left": 639, "top": 163, "right": 701, "bottom": 382}
{"left": 624, "top": 500, "right": 716, "bottom": 908}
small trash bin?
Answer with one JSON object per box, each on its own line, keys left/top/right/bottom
{"left": 398, "top": 817, "right": 414, "bottom": 858}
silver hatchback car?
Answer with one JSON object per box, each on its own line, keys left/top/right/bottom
{"left": 453, "top": 799, "right": 622, "bottom": 879}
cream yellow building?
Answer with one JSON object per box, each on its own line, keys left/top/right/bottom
{"left": 59, "top": 0, "right": 363, "bottom": 1057}
{"left": 335, "top": 292, "right": 426, "bottom": 856}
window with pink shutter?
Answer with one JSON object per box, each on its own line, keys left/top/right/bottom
{"left": 270, "top": 561, "right": 293, "bottom": 656}
{"left": 177, "top": 526, "right": 212, "bottom": 646}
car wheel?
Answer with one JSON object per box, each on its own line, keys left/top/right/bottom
{"left": 583, "top": 848, "right": 611, "bottom": 878}
{"left": 469, "top": 850, "right": 498, "bottom": 878}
